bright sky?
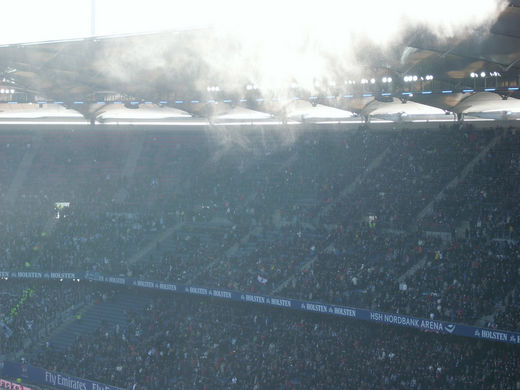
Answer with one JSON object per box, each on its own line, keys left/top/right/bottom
{"left": 0, "top": 0, "right": 218, "bottom": 45}
{"left": 0, "top": 0, "right": 507, "bottom": 45}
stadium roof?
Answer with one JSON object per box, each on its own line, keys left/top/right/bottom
{"left": 0, "top": 2, "right": 519, "bottom": 125}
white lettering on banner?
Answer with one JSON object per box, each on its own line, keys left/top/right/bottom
{"left": 50, "top": 273, "right": 75, "bottom": 279}
{"left": 106, "top": 277, "right": 125, "bottom": 285}
{"left": 370, "top": 312, "right": 384, "bottom": 321}
{"left": 56, "top": 374, "right": 87, "bottom": 390}
{"left": 136, "top": 281, "right": 154, "bottom": 288}
{"left": 45, "top": 372, "right": 56, "bottom": 386}
{"left": 45, "top": 371, "right": 116, "bottom": 390}
{"left": 189, "top": 287, "right": 208, "bottom": 295}
{"left": 480, "top": 329, "right": 508, "bottom": 341}
{"left": 370, "top": 312, "right": 455, "bottom": 333}
{"left": 0, "top": 272, "right": 9, "bottom": 278}
{"left": 419, "top": 320, "right": 443, "bottom": 331}
{"left": 270, "top": 298, "right": 291, "bottom": 307}
{"left": 245, "top": 294, "right": 265, "bottom": 304}
{"left": 383, "top": 314, "right": 421, "bottom": 328}
{"left": 305, "top": 303, "right": 328, "bottom": 313}
{"left": 159, "top": 283, "right": 177, "bottom": 291}
{"left": 333, "top": 307, "right": 356, "bottom": 317}
{"left": 211, "top": 290, "right": 231, "bottom": 299}
{"left": 16, "top": 272, "right": 42, "bottom": 278}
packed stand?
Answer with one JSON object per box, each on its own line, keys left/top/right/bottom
{"left": 279, "top": 127, "right": 520, "bottom": 326}
{"left": 279, "top": 223, "right": 434, "bottom": 309}
{"left": 492, "top": 285, "right": 520, "bottom": 331}
{"left": 33, "top": 290, "right": 520, "bottom": 390}
{"left": 324, "top": 128, "right": 493, "bottom": 230}
{"left": 419, "top": 127, "right": 519, "bottom": 238}
{"left": 141, "top": 130, "right": 390, "bottom": 292}
{"left": 2, "top": 126, "right": 520, "bottom": 333}
{"left": 0, "top": 280, "right": 88, "bottom": 355}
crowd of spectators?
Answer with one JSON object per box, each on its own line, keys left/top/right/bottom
{"left": 323, "top": 128, "right": 494, "bottom": 229}
{"left": 277, "top": 127, "right": 520, "bottom": 328}
{"left": 0, "top": 125, "right": 519, "bottom": 332}
{"left": 0, "top": 280, "right": 88, "bottom": 355}
{"left": 492, "top": 286, "right": 520, "bottom": 331}
{"left": 32, "top": 290, "right": 520, "bottom": 390}
{"left": 279, "top": 223, "right": 433, "bottom": 307}
{"left": 1, "top": 124, "right": 519, "bottom": 388}
{"left": 419, "top": 128, "right": 520, "bottom": 238}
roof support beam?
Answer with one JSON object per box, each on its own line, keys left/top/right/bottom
{"left": 406, "top": 44, "right": 519, "bottom": 71}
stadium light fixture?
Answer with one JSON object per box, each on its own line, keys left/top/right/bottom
{"left": 480, "top": 72, "right": 486, "bottom": 77}
{"left": 360, "top": 78, "right": 369, "bottom": 84}
{"left": 370, "top": 78, "right": 376, "bottom": 84}
{"left": 412, "top": 75, "right": 418, "bottom": 81}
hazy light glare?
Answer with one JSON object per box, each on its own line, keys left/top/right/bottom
{"left": 0, "top": 0, "right": 506, "bottom": 45}
{"left": 0, "top": 0, "right": 91, "bottom": 44}
{"left": 0, "top": 0, "right": 507, "bottom": 96}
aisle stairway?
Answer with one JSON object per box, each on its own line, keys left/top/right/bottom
{"left": 4, "top": 134, "right": 42, "bottom": 206}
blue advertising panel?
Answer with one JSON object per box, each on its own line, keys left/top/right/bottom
{"left": 1, "top": 361, "right": 122, "bottom": 390}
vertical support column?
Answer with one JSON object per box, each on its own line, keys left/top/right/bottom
{"left": 91, "top": 0, "right": 96, "bottom": 36}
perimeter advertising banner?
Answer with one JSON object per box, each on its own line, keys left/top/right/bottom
{"left": 1, "top": 361, "right": 122, "bottom": 390}
{"left": 2, "top": 270, "right": 520, "bottom": 345}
